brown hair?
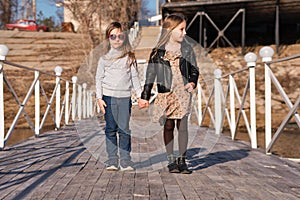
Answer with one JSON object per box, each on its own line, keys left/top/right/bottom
{"left": 155, "top": 13, "right": 187, "bottom": 49}
{"left": 105, "top": 22, "right": 136, "bottom": 68}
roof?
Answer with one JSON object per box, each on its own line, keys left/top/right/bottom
{"left": 162, "top": 0, "right": 300, "bottom": 25}
{"left": 161, "top": 0, "right": 300, "bottom": 45}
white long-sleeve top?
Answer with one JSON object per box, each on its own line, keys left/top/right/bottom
{"left": 95, "top": 48, "right": 142, "bottom": 99}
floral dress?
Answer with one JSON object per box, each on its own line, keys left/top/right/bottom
{"left": 152, "top": 50, "right": 192, "bottom": 123}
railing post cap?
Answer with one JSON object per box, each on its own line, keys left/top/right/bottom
{"left": 72, "top": 76, "right": 77, "bottom": 83}
{"left": 244, "top": 52, "right": 257, "bottom": 67}
{"left": 214, "top": 69, "right": 222, "bottom": 78}
{"left": 136, "top": 59, "right": 147, "bottom": 64}
{"left": 259, "top": 46, "right": 274, "bottom": 61}
{"left": 82, "top": 83, "right": 87, "bottom": 89}
{"left": 0, "top": 44, "right": 9, "bottom": 60}
{"left": 54, "top": 66, "right": 63, "bottom": 76}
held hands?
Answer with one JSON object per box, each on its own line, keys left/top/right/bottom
{"left": 138, "top": 98, "right": 149, "bottom": 109}
{"left": 97, "top": 98, "right": 107, "bottom": 114}
{"left": 184, "top": 82, "right": 195, "bottom": 93}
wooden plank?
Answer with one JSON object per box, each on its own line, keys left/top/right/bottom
{"left": 133, "top": 172, "right": 149, "bottom": 198}
{"left": 175, "top": 174, "right": 200, "bottom": 199}
{"left": 88, "top": 168, "right": 112, "bottom": 200}
{"left": 148, "top": 171, "right": 167, "bottom": 199}
{"left": 119, "top": 172, "right": 135, "bottom": 198}
{"left": 0, "top": 124, "right": 300, "bottom": 199}
{"left": 0, "top": 131, "right": 82, "bottom": 199}
{"left": 73, "top": 161, "right": 102, "bottom": 200}
{"left": 103, "top": 171, "right": 124, "bottom": 198}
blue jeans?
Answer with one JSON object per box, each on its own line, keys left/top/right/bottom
{"left": 102, "top": 95, "right": 132, "bottom": 161}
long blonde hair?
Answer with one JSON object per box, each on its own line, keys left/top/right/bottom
{"left": 104, "top": 22, "right": 136, "bottom": 68}
{"left": 155, "top": 13, "right": 187, "bottom": 50}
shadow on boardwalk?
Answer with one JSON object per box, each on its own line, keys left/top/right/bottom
{"left": 130, "top": 148, "right": 249, "bottom": 172}
{"left": 188, "top": 148, "right": 250, "bottom": 171}
{"left": 74, "top": 116, "right": 249, "bottom": 174}
{"left": 0, "top": 117, "right": 299, "bottom": 199}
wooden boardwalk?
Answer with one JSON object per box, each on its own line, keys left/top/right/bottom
{"left": 0, "top": 107, "right": 300, "bottom": 199}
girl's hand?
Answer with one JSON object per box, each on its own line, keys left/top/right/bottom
{"left": 97, "top": 99, "right": 107, "bottom": 114}
{"left": 138, "top": 99, "right": 149, "bottom": 109}
{"left": 184, "top": 82, "right": 195, "bottom": 93}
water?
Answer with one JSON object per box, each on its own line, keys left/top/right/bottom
{"left": 5, "top": 126, "right": 55, "bottom": 147}
{"left": 223, "top": 127, "right": 300, "bottom": 159}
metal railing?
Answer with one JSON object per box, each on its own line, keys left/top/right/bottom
{"left": 196, "top": 46, "right": 300, "bottom": 153}
{"left": 128, "top": 21, "right": 140, "bottom": 46}
{"left": 1, "top": 43, "right": 299, "bottom": 154}
{"left": 0, "top": 45, "right": 95, "bottom": 148}
{"left": 0, "top": 22, "right": 142, "bottom": 149}
{"left": 263, "top": 52, "right": 300, "bottom": 153}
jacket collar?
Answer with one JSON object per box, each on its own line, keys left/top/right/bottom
{"left": 156, "top": 40, "right": 191, "bottom": 58}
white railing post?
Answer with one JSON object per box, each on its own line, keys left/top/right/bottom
{"left": 89, "top": 91, "right": 92, "bottom": 117}
{"left": 129, "top": 28, "right": 134, "bottom": 45}
{"left": 229, "top": 75, "right": 236, "bottom": 139}
{"left": 90, "top": 92, "right": 94, "bottom": 117}
{"left": 0, "top": 63, "right": 4, "bottom": 149}
{"left": 245, "top": 52, "right": 258, "bottom": 148}
{"left": 88, "top": 91, "right": 93, "bottom": 117}
{"left": 82, "top": 83, "right": 87, "bottom": 119}
{"left": 197, "top": 83, "right": 202, "bottom": 126}
{"left": 214, "top": 69, "right": 223, "bottom": 134}
{"left": 71, "top": 76, "right": 77, "bottom": 121}
{"left": 135, "top": 21, "right": 139, "bottom": 33}
{"left": 77, "top": 84, "right": 82, "bottom": 120}
{"left": 259, "top": 46, "right": 274, "bottom": 152}
{"left": 55, "top": 66, "right": 63, "bottom": 129}
{"left": 65, "top": 81, "right": 69, "bottom": 125}
{"left": 134, "top": 21, "right": 139, "bottom": 38}
{"left": 0, "top": 45, "right": 9, "bottom": 149}
{"left": 34, "top": 70, "right": 40, "bottom": 136}
{"left": 86, "top": 91, "right": 89, "bottom": 117}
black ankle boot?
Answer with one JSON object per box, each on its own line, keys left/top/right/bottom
{"left": 177, "top": 156, "right": 192, "bottom": 174}
{"left": 167, "top": 154, "right": 180, "bottom": 173}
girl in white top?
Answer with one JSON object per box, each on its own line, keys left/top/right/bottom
{"left": 96, "top": 22, "right": 142, "bottom": 171}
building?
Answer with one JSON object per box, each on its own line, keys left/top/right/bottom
{"left": 62, "top": 0, "right": 140, "bottom": 37}
{"left": 161, "top": 0, "right": 300, "bottom": 54}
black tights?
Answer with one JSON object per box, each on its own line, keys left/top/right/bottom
{"left": 163, "top": 116, "right": 188, "bottom": 157}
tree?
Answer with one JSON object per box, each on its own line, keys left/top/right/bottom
{"left": 20, "top": 0, "right": 33, "bottom": 20}
{"left": 0, "top": 0, "right": 18, "bottom": 28}
{"left": 37, "top": 11, "right": 60, "bottom": 32}
{"left": 138, "top": 0, "right": 152, "bottom": 26}
{"left": 52, "top": 0, "right": 141, "bottom": 48}
{"left": 45, "top": 0, "right": 142, "bottom": 87}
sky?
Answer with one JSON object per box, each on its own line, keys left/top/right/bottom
{"left": 35, "top": 0, "right": 157, "bottom": 22}
{"left": 36, "top": 1, "right": 58, "bottom": 19}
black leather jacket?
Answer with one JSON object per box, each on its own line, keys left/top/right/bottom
{"left": 141, "top": 41, "right": 199, "bottom": 100}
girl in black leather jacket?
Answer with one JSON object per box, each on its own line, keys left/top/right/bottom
{"left": 139, "top": 13, "right": 199, "bottom": 174}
